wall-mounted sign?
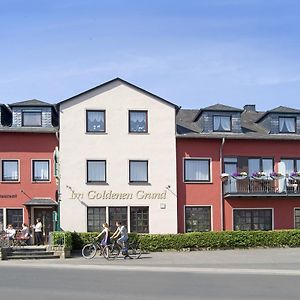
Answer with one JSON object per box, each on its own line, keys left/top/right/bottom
{"left": 66, "top": 186, "right": 167, "bottom": 201}
{"left": 0, "top": 194, "right": 17, "bottom": 199}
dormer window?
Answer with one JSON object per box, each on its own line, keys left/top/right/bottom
{"left": 22, "top": 110, "right": 42, "bottom": 127}
{"left": 213, "top": 116, "right": 231, "bottom": 132}
{"left": 279, "top": 117, "right": 296, "bottom": 133}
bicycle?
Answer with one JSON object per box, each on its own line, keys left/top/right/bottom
{"left": 105, "top": 238, "right": 142, "bottom": 260}
{"left": 82, "top": 239, "right": 109, "bottom": 259}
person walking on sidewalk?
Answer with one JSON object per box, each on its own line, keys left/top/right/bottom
{"left": 32, "top": 218, "right": 43, "bottom": 245}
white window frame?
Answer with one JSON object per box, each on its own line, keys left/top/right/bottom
{"left": 1, "top": 159, "right": 20, "bottom": 183}
{"left": 183, "top": 157, "right": 212, "bottom": 183}
{"left": 31, "top": 159, "right": 51, "bottom": 182}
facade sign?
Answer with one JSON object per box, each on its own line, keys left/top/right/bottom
{"left": 68, "top": 187, "right": 167, "bottom": 200}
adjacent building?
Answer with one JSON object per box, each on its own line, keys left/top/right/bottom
{"left": 176, "top": 104, "right": 300, "bottom": 232}
{"left": 0, "top": 100, "right": 58, "bottom": 239}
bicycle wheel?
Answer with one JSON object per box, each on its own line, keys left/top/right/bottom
{"left": 127, "top": 244, "right": 142, "bottom": 259}
{"left": 82, "top": 243, "right": 97, "bottom": 259}
{"left": 104, "top": 244, "right": 120, "bottom": 260}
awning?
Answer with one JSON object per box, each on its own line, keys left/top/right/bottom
{"left": 23, "top": 198, "right": 58, "bottom": 206}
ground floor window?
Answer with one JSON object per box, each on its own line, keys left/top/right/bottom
{"left": 295, "top": 209, "right": 300, "bottom": 229}
{"left": 0, "top": 209, "right": 3, "bottom": 231}
{"left": 109, "top": 207, "right": 128, "bottom": 231}
{"left": 6, "top": 209, "right": 23, "bottom": 229}
{"left": 87, "top": 207, "right": 106, "bottom": 232}
{"left": 233, "top": 209, "right": 272, "bottom": 231}
{"left": 185, "top": 206, "right": 211, "bottom": 232}
{"left": 130, "top": 207, "right": 149, "bottom": 233}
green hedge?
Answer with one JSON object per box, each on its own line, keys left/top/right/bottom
{"left": 50, "top": 230, "right": 300, "bottom": 251}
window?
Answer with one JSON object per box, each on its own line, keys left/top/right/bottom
{"left": 22, "top": 111, "right": 42, "bottom": 127}
{"left": 213, "top": 116, "right": 231, "bottom": 132}
{"left": 87, "top": 207, "right": 106, "bottom": 232}
{"left": 185, "top": 206, "right": 211, "bottom": 232}
{"left": 129, "top": 160, "right": 148, "bottom": 183}
{"left": 184, "top": 158, "right": 210, "bottom": 182}
{"left": 279, "top": 117, "right": 296, "bottom": 133}
{"left": 6, "top": 209, "right": 23, "bottom": 229}
{"left": 2, "top": 160, "right": 19, "bottom": 181}
{"left": 87, "top": 160, "right": 106, "bottom": 183}
{"left": 86, "top": 110, "right": 105, "bottom": 132}
{"left": 32, "top": 160, "right": 49, "bottom": 181}
{"left": 130, "top": 207, "right": 149, "bottom": 233}
{"left": 295, "top": 209, "right": 300, "bottom": 229}
{"left": 0, "top": 209, "right": 3, "bottom": 232}
{"left": 109, "top": 207, "right": 127, "bottom": 232}
{"left": 233, "top": 209, "right": 272, "bottom": 231}
{"left": 129, "top": 111, "right": 148, "bottom": 133}
{"left": 248, "top": 158, "right": 273, "bottom": 176}
{"left": 281, "top": 159, "right": 300, "bottom": 176}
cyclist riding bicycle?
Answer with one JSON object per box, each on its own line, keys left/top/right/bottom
{"left": 111, "top": 221, "right": 131, "bottom": 259}
{"left": 95, "top": 223, "right": 110, "bottom": 246}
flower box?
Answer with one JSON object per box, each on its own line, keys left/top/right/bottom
{"left": 231, "top": 172, "right": 247, "bottom": 180}
{"left": 270, "top": 172, "right": 284, "bottom": 179}
{"left": 290, "top": 172, "right": 300, "bottom": 180}
{"left": 252, "top": 171, "right": 267, "bottom": 180}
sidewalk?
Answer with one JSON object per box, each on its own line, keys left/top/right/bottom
{"left": 2, "top": 247, "right": 300, "bottom": 271}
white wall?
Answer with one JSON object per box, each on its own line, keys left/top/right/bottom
{"left": 59, "top": 80, "right": 177, "bottom": 233}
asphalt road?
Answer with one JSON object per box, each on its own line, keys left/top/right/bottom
{"left": 1, "top": 248, "right": 300, "bottom": 299}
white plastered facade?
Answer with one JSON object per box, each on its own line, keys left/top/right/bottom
{"left": 59, "top": 80, "right": 177, "bottom": 233}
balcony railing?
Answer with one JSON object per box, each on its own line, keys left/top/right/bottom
{"left": 223, "top": 177, "right": 300, "bottom": 196}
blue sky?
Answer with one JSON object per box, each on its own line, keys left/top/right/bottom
{"left": 1, "top": 0, "right": 300, "bottom": 110}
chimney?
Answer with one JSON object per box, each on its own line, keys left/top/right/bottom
{"left": 243, "top": 104, "right": 256, "bottom": 112}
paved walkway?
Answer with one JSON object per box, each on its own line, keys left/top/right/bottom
{"left": 2, "top": 247, "right": 300, "bottom": 275}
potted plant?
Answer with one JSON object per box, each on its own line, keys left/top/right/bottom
{"left": 252, "top": 171, "right": 267, "bottom": 180}
{"left": 231, "top": 172, "right": 248, "bottom": 180}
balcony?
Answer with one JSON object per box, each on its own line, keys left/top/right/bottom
{"left": 223, "top": 177, "right": 300, "bottom": 197}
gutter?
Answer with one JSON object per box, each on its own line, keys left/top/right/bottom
{"left": 220, "top": 137, "right": 225, "bottom": 231}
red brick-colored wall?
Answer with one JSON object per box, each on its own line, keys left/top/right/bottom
{"left": 0, "top": 132, "right": 58, "bottom": 224}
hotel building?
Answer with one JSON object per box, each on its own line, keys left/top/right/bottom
{"left": 58, "top": 78, "right": 178, "bottom": 233}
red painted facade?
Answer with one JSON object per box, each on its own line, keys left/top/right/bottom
{"left": 0, "top": 132, "right": 58, "bottom": 230}
{"left": 177, "top": 138, "right": 300, "bottom": 233}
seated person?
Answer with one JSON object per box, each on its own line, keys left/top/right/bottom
{"left": 19, "top": 223, "right": 30, "bottom": 240}
{"left": 5, "top": 224, "right": 16, "bottom": 240}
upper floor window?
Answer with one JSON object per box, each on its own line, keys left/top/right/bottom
{"left": 87, "top": 160, "right": 106, "bottom": 184}
{"left": 213, "top": 116, "right": 231, "bottom": 132}
{"left": 2, "top": 160, "right": 19, "bottom": 181}
{"left": 32, "top": 160, "right": 49, "bottom": 181}
{"left": 129, "top": 160, "right": 148, "bottom": 183}
{"left": 129, "top": 111, "right": 148, "bottom": 133}
{"left": 279, "top": 117, "right": 296, "bottom": 133}
{"left": 248, "top": 158, "right": 273, "bottom": 177}
{"left": 184, "top": 158, "right": 210, "bottom": 182}
{"left": 22, "top": 111, "right": 42, "bottom": 127}
{"left": 86, "top": 110, "right": 105, "bottom": 133}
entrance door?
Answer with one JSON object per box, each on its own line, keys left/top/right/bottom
{"left": 34, "top": 208, "right": 54, "bottom": 243}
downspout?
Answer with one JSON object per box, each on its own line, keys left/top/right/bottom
{"left": 220, "top": 137, "right": 225, "bottom": 231}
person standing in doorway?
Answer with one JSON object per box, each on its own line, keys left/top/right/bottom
{"left": 32, "top": 218, "right": 43, "bottom": 245}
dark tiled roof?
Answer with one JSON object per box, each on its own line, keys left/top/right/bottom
{"left": 24, "top": 198, "right": 57, "bottom": 206}
{"left": 193, "top": 104, "right": 243, "bottom": 121}
{"left": 10, "top": 99, "right": 53, "bottom": 107}
{"left": 176, "top": 108, "right": 300, "bottom": 140}
{"left": 256, "top": 106, "right": 300, "bottom": 122}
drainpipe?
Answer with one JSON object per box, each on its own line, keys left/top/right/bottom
{"left": 220, "top": 138, "right": 225, "bottom": 231}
